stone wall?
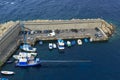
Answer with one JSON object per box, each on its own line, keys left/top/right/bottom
{"left": 24, "top": 19, "right": 102, "bottom": 31}
{"left": 0, "top": 23, "right": 21, "bottom": 59}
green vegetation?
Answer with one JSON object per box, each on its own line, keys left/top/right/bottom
{"left": 0, "top": 61, "right": 3, "bottom": 66}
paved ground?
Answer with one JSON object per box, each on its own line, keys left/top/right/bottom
{"left": 19, "top": 27, "right": 107, "bottom": 45}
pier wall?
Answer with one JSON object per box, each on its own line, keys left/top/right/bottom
{"left": 0, "top": 23, "right": 21, "bottom": 66}
{"left": 24, "top": 19, "right": 102, "bottom": 30}
{"left": 23, "top": 19, "right": 114, "bottom": 45}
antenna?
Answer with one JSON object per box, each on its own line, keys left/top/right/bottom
{"left": 20, "top": 21, "right": 26, "bottom": 44}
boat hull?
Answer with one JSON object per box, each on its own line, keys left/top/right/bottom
{"left": 16, "top": 62, "right": 41, "bottom": 67}
{"left": 1, "top": 71, "right": 15, "bottom": 75}
{"left": 20, "top": 47, "right": 36, "bottom": 52}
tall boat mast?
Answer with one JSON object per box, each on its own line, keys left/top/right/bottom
{"left": 20, "top": 21, "right": 26, "bottom": 44}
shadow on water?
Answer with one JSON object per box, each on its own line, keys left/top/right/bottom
{"left": 15, "top": 64, "right": 42, "bottom": 69}
{"left": 41, "top": 62, "right": 90, "bottom": 69}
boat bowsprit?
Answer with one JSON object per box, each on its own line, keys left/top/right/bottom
{"left": 1, "top": 71, "right": 15, "bottom": 75}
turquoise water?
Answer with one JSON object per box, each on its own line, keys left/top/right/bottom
{"left": 0, "top": 0, "right": 120, "bottom": 80}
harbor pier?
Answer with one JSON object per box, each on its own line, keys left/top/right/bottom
{"left": 0, "top": 18, "right": 114, "bottom": 67}
{"left": 23, "top": 18, "right": 114, "bottom": 45}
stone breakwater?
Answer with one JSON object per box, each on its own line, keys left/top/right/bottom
{"left": 23, "top": 18, "right": 114, "bottom": 45}
{"left": 0, "top": 18, "right": 114, "bottom": 67}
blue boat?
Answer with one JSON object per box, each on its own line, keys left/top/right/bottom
{"left": 71, "top": 40, "right": 76, "bottom": 46}
{"left": 84, "top": 38, "right": 89, "bottom": 43}
{"left": 0, "top": 78, "right": 8, "bottom": 80}
{"left": 16, "top": 58, "right": 40, "bottom": 67}
{"left": 39, "top": 40, "right": 43, "bottom": 45}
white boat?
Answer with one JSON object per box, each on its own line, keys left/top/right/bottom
{"left": 1, "top": 71, "right": 15, "bottom": 75}
{"left": 90, "top": 38, "right": 93, "bottom": 42}
{"left": 13, "top": 55, "right": 34, "bottom": 60}
{"left": 19, "top": 52, "right": 37, "bottom": 56}
{"left": 13, "top": 52, "right": 37, "bottom": 60}
{"left": 58, "top": 39, "right": 65, "bottom": 50}
{"left": 20, "top": 44, "right": 37, "bottom": 52}
{"left": 49, "top": 43, "right": 53, "bottom": 49}
{"left": 77, "top": 39, "right": 82, "bottom": 45}
{"left": 53, "top": 43, "right": 57, "bottom": 48}
{"left": 48, "top": 30, "right": 55, "bottom": 37}
{"left": 67, "top": 41, "right": 71, "bottom": 47}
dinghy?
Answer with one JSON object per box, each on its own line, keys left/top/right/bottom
{"left": 1, "top": 71, "right": 15, "bottom": 75}
{"left": 77, "top": 39, "right": 82, "bottom": 45}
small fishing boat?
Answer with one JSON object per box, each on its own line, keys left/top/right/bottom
{"left": 13, "top": 52, "right": 37, "bottom": 60}
{"left": 71, "top": 40, "right": 76, "bottom": 46}
{"left": 53, "top": 43, "right": 57, "bottom": 48}
{"left": 0, "top": 78, "right": 9, "bottom": 80}
{"left": 20, "top": 44, "right": 37, "bottom": 52}
{"left": 13, "top": 54, "right": 34, "bottom": 60}
{"left": 6, "top": 60, "right": 13, "bottom": 64}
{"left": 1, "top": 71, "right": 15, "bottom": 75}
{"left": 67, "top": 41, "right": 71, "bottom": 47}
{"left": 16, "top": 58, "right": 40, "bottom": 67}
{"left": 90, "top": 38, "right": 93, "bottom": 42}
{"left": 58, "top": 39, "right": 65, "bottom": 50}
{"left": 77, "top": 39, "right": 82, "bottom": 45}
{"left": 39, "top": 40, "right": 43, "bottom": 45}
{"left": 84, "top": 38, "right": 89, "bottom": 43}
{"left": 49, "top": 43, "right": 53, "bottom": 49}
{"left": 19, "top": 52, "right": 37, "bottom": 56}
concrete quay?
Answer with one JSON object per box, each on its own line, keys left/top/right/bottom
{"left": 0, "top": 22, "right": 21, "bottom": 67}
{"left": 0, "top": 18, "right": 114, "bottom": 67}
{"left": 23, "top": 18, "right": 114, "bottom": 45}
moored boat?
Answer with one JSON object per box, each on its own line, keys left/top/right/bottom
{"left": 20, "top": 44, "right": 36, "bottom": 52}
{"left": 77, "top": 39, "right": 82, "bottom": 45}
{"left": 84, "top": 38, "right": 89, "bottom": 43}
{"left": 6, "top": 60, "right": 13, "bottom": 64}
{"left": 58, "top": 39, "right": 65, "bottom": 50}
{"left": 71, "top": 40, "right": 76, "bottom": 46}
{"left": 49, "top": 43, "right": 53, "bottom": 49}
{"left": 1, "top": 71, "right": 15, "bottom": 75}
{"left": 13, "top": 52, "right": 37, "bottom": 60}
{"left": 39, "top": 40, "right": 43, "bottom": 45}
{"left": 67, "top": 41, "right": 71, "bottom": 47}
{"left": 53, "top": 43, "right": 57, "bottom": 48}
{"left": 90, "top": 38, "right": 93, "bottom": 42}
{"left": 16, "top": 58, "right": 40, "bottom": 67}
